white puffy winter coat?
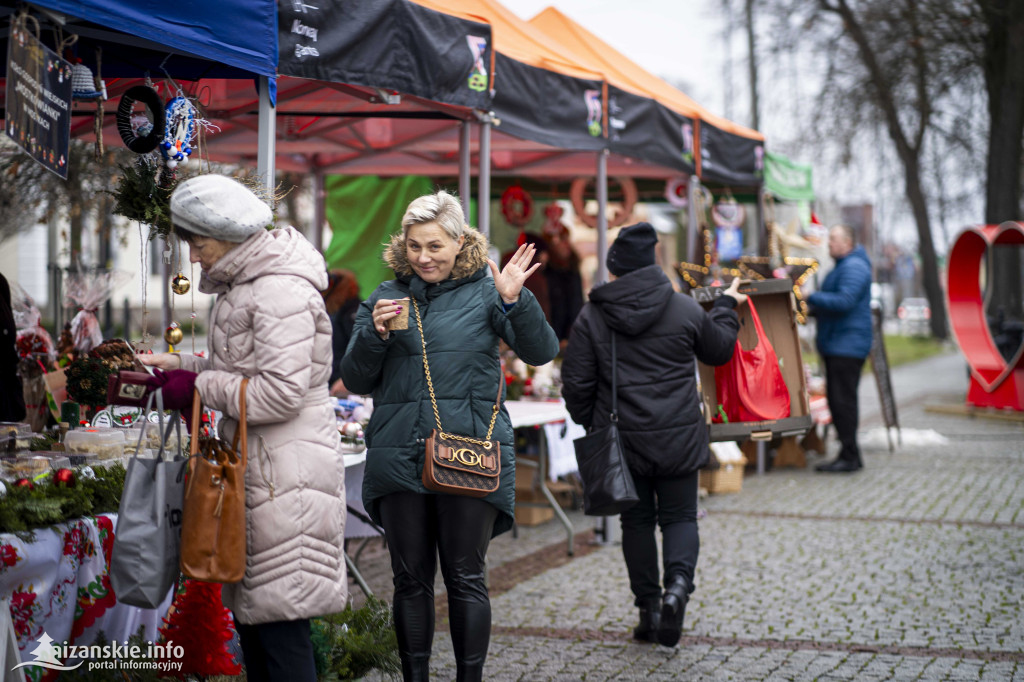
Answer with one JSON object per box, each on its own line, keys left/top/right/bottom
{"left": 179, "top": 226, "right": 347, "bottom": 625}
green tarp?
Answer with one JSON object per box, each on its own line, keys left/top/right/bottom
{"left": 324, "top": 175, "right": 434, "bottom": 299}
{"left": 764, "top": 152, "right": 814, "bottom": 202}
{"left": 324, "top": 176, "right": 480, "bottom": 298}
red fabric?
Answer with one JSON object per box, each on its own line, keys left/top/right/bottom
{"left": 714, "top": 299, "right": 791, "bottom": 422}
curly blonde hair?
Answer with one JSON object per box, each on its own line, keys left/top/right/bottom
{"left": 401, "top": 190, "right": 466, "bottom": 241}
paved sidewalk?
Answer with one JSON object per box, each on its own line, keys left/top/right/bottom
{"left": 358, "top": 352, "right": 1024, "bottom": 681}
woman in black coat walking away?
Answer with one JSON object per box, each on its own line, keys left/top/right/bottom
{"left": 561, "top": 223, "right": 746, "bottom": 647}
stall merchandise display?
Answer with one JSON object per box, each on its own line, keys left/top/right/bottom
{"left": 334, "top": 396, "right": 371, "bottom": 453}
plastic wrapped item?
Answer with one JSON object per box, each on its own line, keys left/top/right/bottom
{"left": 1, "top": 454, "right": 70, "bottom": 479}
{"left": 63, "top": 270, "right": 131, "bottom": 353}
{"left": 12, "top": 284, "right": 55, "bottom": 363}
{"left": 66, "top": 451, "right": 99, "bottom": 467}
{"left": 64, "top": 428, "right": 126, "bottom": 460}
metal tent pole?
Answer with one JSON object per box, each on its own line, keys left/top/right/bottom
{"left": 687, "top": 175, "right": 700, "bottom": 264}
{"left": 312, "top": 166, "right": 325, "bottom": 253}
{"left": 478, "top": 120, "right": 491, "bottom": 237}
{"left": 595, "top": 150, "right": 609, "bottom": 285}
{"left": 256, "top": 76, "right": 276, "bottom": 199}
{"left": 459, "top": 122, "right": 472, "bottom": 222}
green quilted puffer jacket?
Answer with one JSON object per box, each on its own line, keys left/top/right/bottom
{"left": 339, "top": 228, "right": 559, "bottom": 536}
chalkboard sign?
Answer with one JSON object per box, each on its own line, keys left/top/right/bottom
{"left": 869, "top": 302, "right": 900, "bottom": 450}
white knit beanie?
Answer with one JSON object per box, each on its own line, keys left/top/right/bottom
{"left": 170, "top": 174, "right": 273, "bottom": 242}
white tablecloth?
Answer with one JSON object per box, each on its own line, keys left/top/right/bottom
{"left": 0, "top": 514, "right": 173, "bottom": 670}
{"left": 343, "top": 452, "right": 379, "bottom": 539}
{"left": 505, "top": 400, "right": 584, "bottom": 481}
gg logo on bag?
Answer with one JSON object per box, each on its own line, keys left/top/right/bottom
{"left": 452, "top": 448, "right": 484, "bottom": 468}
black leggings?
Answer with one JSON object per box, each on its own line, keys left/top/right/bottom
{"left": 378, "top": 491, "right": 499, "bottom": 679}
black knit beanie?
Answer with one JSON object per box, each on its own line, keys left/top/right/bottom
{"left": 607, "top": 222, "right": 658, "bottom": 276}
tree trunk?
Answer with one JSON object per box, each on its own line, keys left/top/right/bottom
{"left": 982, "top": 0, "right": 1024, "bottom": 320}
{"left": 901, "top": 156, "right": 949, "bottom": 339}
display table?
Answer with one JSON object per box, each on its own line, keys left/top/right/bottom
{"left": 505, "top": 400, "right": 585, "bottom": 556}
{"left": 0, "top": 514, "right": 173, "bottom": 675}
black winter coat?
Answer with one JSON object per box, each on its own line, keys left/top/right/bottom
{"left": 561, "top": 265, "right": 739, "bottom": 477}
{"left": 340, "top": 229, "right": 559, "bottom": 536}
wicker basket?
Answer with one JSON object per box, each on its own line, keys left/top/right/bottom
{"left": 699, "top": 457, "right": 747, "bottom": 494}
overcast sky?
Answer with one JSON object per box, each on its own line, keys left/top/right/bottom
{"left": 510, "top": 0, "right": 979, "bottom": 249}
{"left": 512, "top": 0, "right": 739, "bottom": 127}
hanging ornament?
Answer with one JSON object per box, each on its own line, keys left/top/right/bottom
{"left": 171, "top": 273, "right": 191, "bottom": 295}
{"left": 79, "top": 466, "right": 96, "bottom": 480}
{"left": 164, "top": 322, "right": 184, "bottom": 346}
{"left": 161, "top": 96, "right": 197, "bottom": 169}
{"left": 0, "top": 480, "right": 6, "bottom": 497}
{"left": 116, "top": 85, "right": 166, "bottom": 154}
{"left": 53, "top": 468, "right": 76, "bottom": 488}
{"left": 13, "top": 478, "right": 34, "bottom": 491}
{"left": 500, "top": 184, "right": 534, "bottom": 227}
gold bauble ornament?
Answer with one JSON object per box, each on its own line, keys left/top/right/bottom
{"left": 171, "top": 273, "right": 191, "bottom": 295}
{"left": 164, "top": 322, "right": 184, "bottom": 346}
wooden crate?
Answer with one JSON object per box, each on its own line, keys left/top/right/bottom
{"left": 698, "top": 458, "right": 746, "bottom": 494}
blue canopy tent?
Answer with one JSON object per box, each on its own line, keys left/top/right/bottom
{"left": 0, "top": 0, "right": 280, "bottom": 183}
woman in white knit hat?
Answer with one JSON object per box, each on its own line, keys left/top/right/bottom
{"left": 141, "top": 174, "right": 346, "bottom": 682}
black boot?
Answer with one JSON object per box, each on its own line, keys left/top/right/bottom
{"left": 658, "top": 575, "right": 689, "bottom": 647}
{"left": 456, "top": 662, "right": 484, "bottom": 682}
{"left": 400, "top": 653, "right": 430, "bottom": 681}
{"left": 632, "top": 597, "right": 662, "bottom": 643}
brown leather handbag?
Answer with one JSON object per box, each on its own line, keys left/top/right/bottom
{"left": 413, "top": 299, "right": 502, "bottom": 498}
{"left": 179, "top": 378, "right": 248, "bottom": 583}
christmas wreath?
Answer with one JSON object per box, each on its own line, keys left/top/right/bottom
{"left": 64, "top": 340, "right": 138, "bottom": 408}
{"left": 501, "top": 184, "right": 533, "bottom": 227}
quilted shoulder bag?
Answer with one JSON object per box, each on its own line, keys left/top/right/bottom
{"left": 179, "top": 378, "right": 248, "bottom": 583}
{"left": 413, "top": 298, "right": 502, "bottom": 498}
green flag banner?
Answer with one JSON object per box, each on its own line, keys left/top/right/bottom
{"left": 764, "top": 152, "right": 814, "bottom": 202}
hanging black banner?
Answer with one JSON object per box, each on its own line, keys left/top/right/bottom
{"left": 278, "top": 0, "right": 492, "bottom": 110}
{"left": 607, "top": 85, "right": 695, "bottom": 174}
{"left": 5, "top": 18, "right": 72, "bottom": 180}
{"left": 700, "top": 122, "right": 763, "bottom": 187}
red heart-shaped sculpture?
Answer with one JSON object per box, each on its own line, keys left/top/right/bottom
{"left": 947, "top": 221, "right": 1024, "bottom": 410}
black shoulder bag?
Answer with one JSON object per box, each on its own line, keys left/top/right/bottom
{"left": 572, "top": 308, "right": 639, "bottom": 516}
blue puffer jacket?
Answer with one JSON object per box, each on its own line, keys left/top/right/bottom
{"left": 807, "top": 245, "right": 873, "bottom": 359}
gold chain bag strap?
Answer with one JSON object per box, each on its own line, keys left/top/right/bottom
{"left": 413, "top": 298, "right": 502, "bottom": 497}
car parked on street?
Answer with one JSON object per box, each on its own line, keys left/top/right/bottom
{"left": 897, "top": 297, "right": 930, "bottom": 335}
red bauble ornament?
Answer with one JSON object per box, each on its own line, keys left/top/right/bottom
{"left": 53, "top": 468, "right": 76, "bottom": 488}
{"left": 13, "top": 478, "right": 34, "bottom": 490}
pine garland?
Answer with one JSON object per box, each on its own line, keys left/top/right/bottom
{"left": 312, "top": 596, "right": 401, "bottom": 680}
{"left": 108, "top": 157, "right": 177, "bottom": 240}
{"left": 0, "top": 462, "right": 126, "bottom": 539}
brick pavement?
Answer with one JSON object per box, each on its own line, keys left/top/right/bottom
{"left": 357, "top": 353, "right": 1024, "bottom": 680}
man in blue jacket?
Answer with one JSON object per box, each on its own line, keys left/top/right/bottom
{"left": 807, "top": 225, "right": 873, "bottom": 473}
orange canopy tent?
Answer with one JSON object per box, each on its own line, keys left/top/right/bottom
{"left": 528, "top": 6, "right": 764, "bottom": 186}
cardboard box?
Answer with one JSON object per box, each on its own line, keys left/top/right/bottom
{"left": 514, "top": 504, "right": 554, "bottom": 526}
{"left": 692, "top": 279, "right": 813, "bottom": 443}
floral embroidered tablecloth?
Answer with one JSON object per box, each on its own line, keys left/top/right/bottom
{"left": 0, "top": 513, "right": 173, "bottom": 680}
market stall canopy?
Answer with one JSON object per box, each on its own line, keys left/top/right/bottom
{"left": 193, "top": 0, "right": 691, "bottom": 179}
{"left": 2, "top": 0, "right": 694, "bottom": 180}
{"left": 0, "top": 0, "right": 276, "bottom": 80}
{"left": 528, "top": 6, "right": 765, "bottom": 186}
{"left": 764, "top": 151, "right": 814, "bottom": 202}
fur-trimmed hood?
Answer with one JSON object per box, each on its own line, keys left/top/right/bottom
{"left": 382, "top": 227, "right": 490, "bottom": 281}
